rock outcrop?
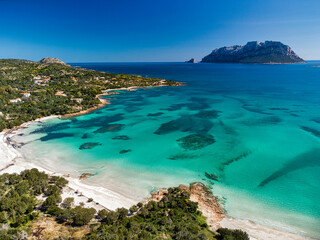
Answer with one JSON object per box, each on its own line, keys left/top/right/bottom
{"left": 185, "top": 58, "right": 197, "bottom": 63}
{"left": 150, "top": 183, "right": 224, "bottom": 229}
{"left": 201, "top": 41, "right": 305, "bottom": 64}
{"left": 39, "top": 57, "right": 70, "bottom": 66}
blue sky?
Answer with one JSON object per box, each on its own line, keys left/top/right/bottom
{"left": 0, "top": 0, "right": 319, "bottom": 62}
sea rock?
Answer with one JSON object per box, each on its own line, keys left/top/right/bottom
{"left": 185, "top": 58, "right": 197, "bottom": 63}
{"left": 301, "top": 126, "right": 320, "bottom": 138}
{"left": 150, "top": 183, "right": 224, "bottom": 225}
{"left": 79, "top": 173, "right": 94, "bottom": 180}
{"left": 188, "top": 182, "right": 224, "bottom": 226}
{"left": 268, "top": 108, "right": 289, "bottom": 111}
{"left": 147, "top": 112, "right": 164, "bottom": 117}
{"left": 258, "top": 148, "right": 320, "bottom": 187}
{"left": 94, "top": 124, "right": 125, "bottom": 133}
{"left": 311, "top": 117, "right": 320, "bottom": 124}
{"left": 39, "top": 133, "right": 73, "bottom": 141}
{"left": 176, "top": 134, "right": 215, "bottom": 150}
{"left": 31, "top": 122, "right": 71, "bottom": 134}
{"left": 81, "top": 133, "right": 94, "bottom": 139}
{"left": 154, "top": 120, "right": 179, "bottom": 135}
{"left": 112, "top": 135, "right": 130, "bottom": 140}
{"left": 195, "top": 110, "right": 221, "bottom": 119}
{"left": 119, "top": 149, "right": 131, "bottom": 154}
{"left": 39, "top": 57, "right": 70, "bottom": 66}
{"left": 154, "top": 115, "right": 213, "bottom": 135}
{"left": 79, "top": 142, "right": 102, "bottom": 150}
{"left": 168, "top": 153, "right": 196, "bottom": 160}
{"left": 205, "top": 172, "right": 219, "bottom": 181}
{"left": 201, "top": 41, "right": 305, "bottom": 64}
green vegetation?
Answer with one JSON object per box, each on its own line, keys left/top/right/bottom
{"left": 216, "top": 228, "right": 250, "bottom": 240}
{"left": 0, "top": 169, "right": 248, "bottom": 239}
{"left": 0, "top": 168, "right": 97, "bottom": 238}
{"left": 0, "top": 59, "right": 180, "bottom": 131}
{"left": 0, "top": 168, "right": 67, "bottom": 238}
{"left": 85, "top": 187, "right": 249, "bottom": 240}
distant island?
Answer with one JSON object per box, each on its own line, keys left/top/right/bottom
{"left": 185, "top": 58, "right": 197, "bottom": 63}
{"left": 201, "top": 41, "right": 305, "bottom": 64}
{"left": 0, "top": 58, "right": 181, "bottom": 131}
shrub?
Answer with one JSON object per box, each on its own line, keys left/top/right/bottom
{"left": 71, "top": 207, "right": 96, "bottom": 226}
{"left": 97, "top": 209, "right": 108, "bottom": 219}
{"left": 129, "top": 205, "right": 138, "bottom": 214}
{"left": 46, "top": 185, "right": 61, "bottom": 196}
{"left": 62, "top": 197, "right": 74, "bottom": 209}
{"left": 216, "top": 228, "right": 249, "bottom": 240}
{"left": 116, "top": 208, "right": 128, "bottom": 220}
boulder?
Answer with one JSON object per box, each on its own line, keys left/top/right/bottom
{"left": 185, "top": 58, "right": 197, "bottom": 63}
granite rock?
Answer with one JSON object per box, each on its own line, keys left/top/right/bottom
{"left": 201, "top": 41, "right": 305, "bottom": 64}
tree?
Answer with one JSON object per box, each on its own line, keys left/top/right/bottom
{"left": 46, "top": 185, "right": 61, "bottom": 196}
{"left": 42, "top": 194, "right": 62, "bottom": 211}
{"left": 216, "top": 228, "right": 249, "bottom": 240}
{"left": 62, "top": 197, "right": 74, "bottom": 209}
{"left": 97, "top": 209, "right": 108, "bottom": 219}
{"left": 57, "top": 209, "right": 72, "bottom": 223}
{"left": 129, "top": 205, "right": 138, "bottom": 214}
{"left": 116, "top": 208, "right": 128, "bottom": 220}
{"left": 104, "top": 211, "right": 119, "bottom": 224}
{"left": 71, "top": 207, "right": 96, "bottom": 226}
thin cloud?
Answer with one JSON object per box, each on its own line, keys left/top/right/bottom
{"left": 231, "top": 19, "right": 320, "bottom": 25}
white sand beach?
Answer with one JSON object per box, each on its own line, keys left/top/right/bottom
{"left": 0, "top": 123, "right": 136, "bottom": 211}
{"left": 217, "top": 217, "right": 315, "bottom": 240}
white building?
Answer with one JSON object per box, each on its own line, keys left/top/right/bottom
{"left": 55, "top": 91, "right": 67, "bottom": 97}
{"left": 9, "top": 98, "right": 22, "bottom": 103}
{"left": 20, "top": 93, "right": 31, "bottom": 98}
{"left": 71, "top": 98, "right": 83, "bottom": 103}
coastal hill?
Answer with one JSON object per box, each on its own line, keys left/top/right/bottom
{"left": 39, "top": 57, "right": 70, "bottom": 66}
{"left": 201, "top": 41, "right": 305, "bottom": 64}
{"left": 0, "top": 58, "right": 181, "bottom": 131}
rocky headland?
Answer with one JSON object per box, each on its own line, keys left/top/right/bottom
{"left": 185, "top": 58, "right": 197, "bottom": 63}
{"left": 201, "top": 41, "right": 305, "bottom": 64}
{"left": 39, "top": 57, "right": 71, "bottom": 66}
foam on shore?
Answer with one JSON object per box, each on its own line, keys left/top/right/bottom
{"left": 0, "top": 129, "right": 135, "bottom": 211}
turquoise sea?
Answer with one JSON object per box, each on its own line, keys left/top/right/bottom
{"left": 14, "top": 62, "right": 320, "bottom": 238}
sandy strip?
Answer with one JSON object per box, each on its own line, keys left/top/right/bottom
{"left": 217, "top": 217, "right": 315, "bottom": 240}
{"left": 0, "top": 126, "right": 136, "bottom": 211}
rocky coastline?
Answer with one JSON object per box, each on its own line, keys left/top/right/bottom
{"left": 150, "top": 183, "right": 315, "bottom": 240}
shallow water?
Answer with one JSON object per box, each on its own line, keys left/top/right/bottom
{"left": 15, "top": 62, "right": 320, "bottom": 238}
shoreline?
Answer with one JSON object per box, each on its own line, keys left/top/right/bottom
{"left": 0, "top": 88, "right": 316, "bottom": 240}
{"left": 60, "top": 86, "right": 136, "bottom": 119}
{"left": 0, "top": 86, "right": 170, "bottom": 210}
{"left": 0, "top": 130, "right": 137, "bottom": 211}
{"left": 61, "top": 85, "right": 176, "bottom": 119}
